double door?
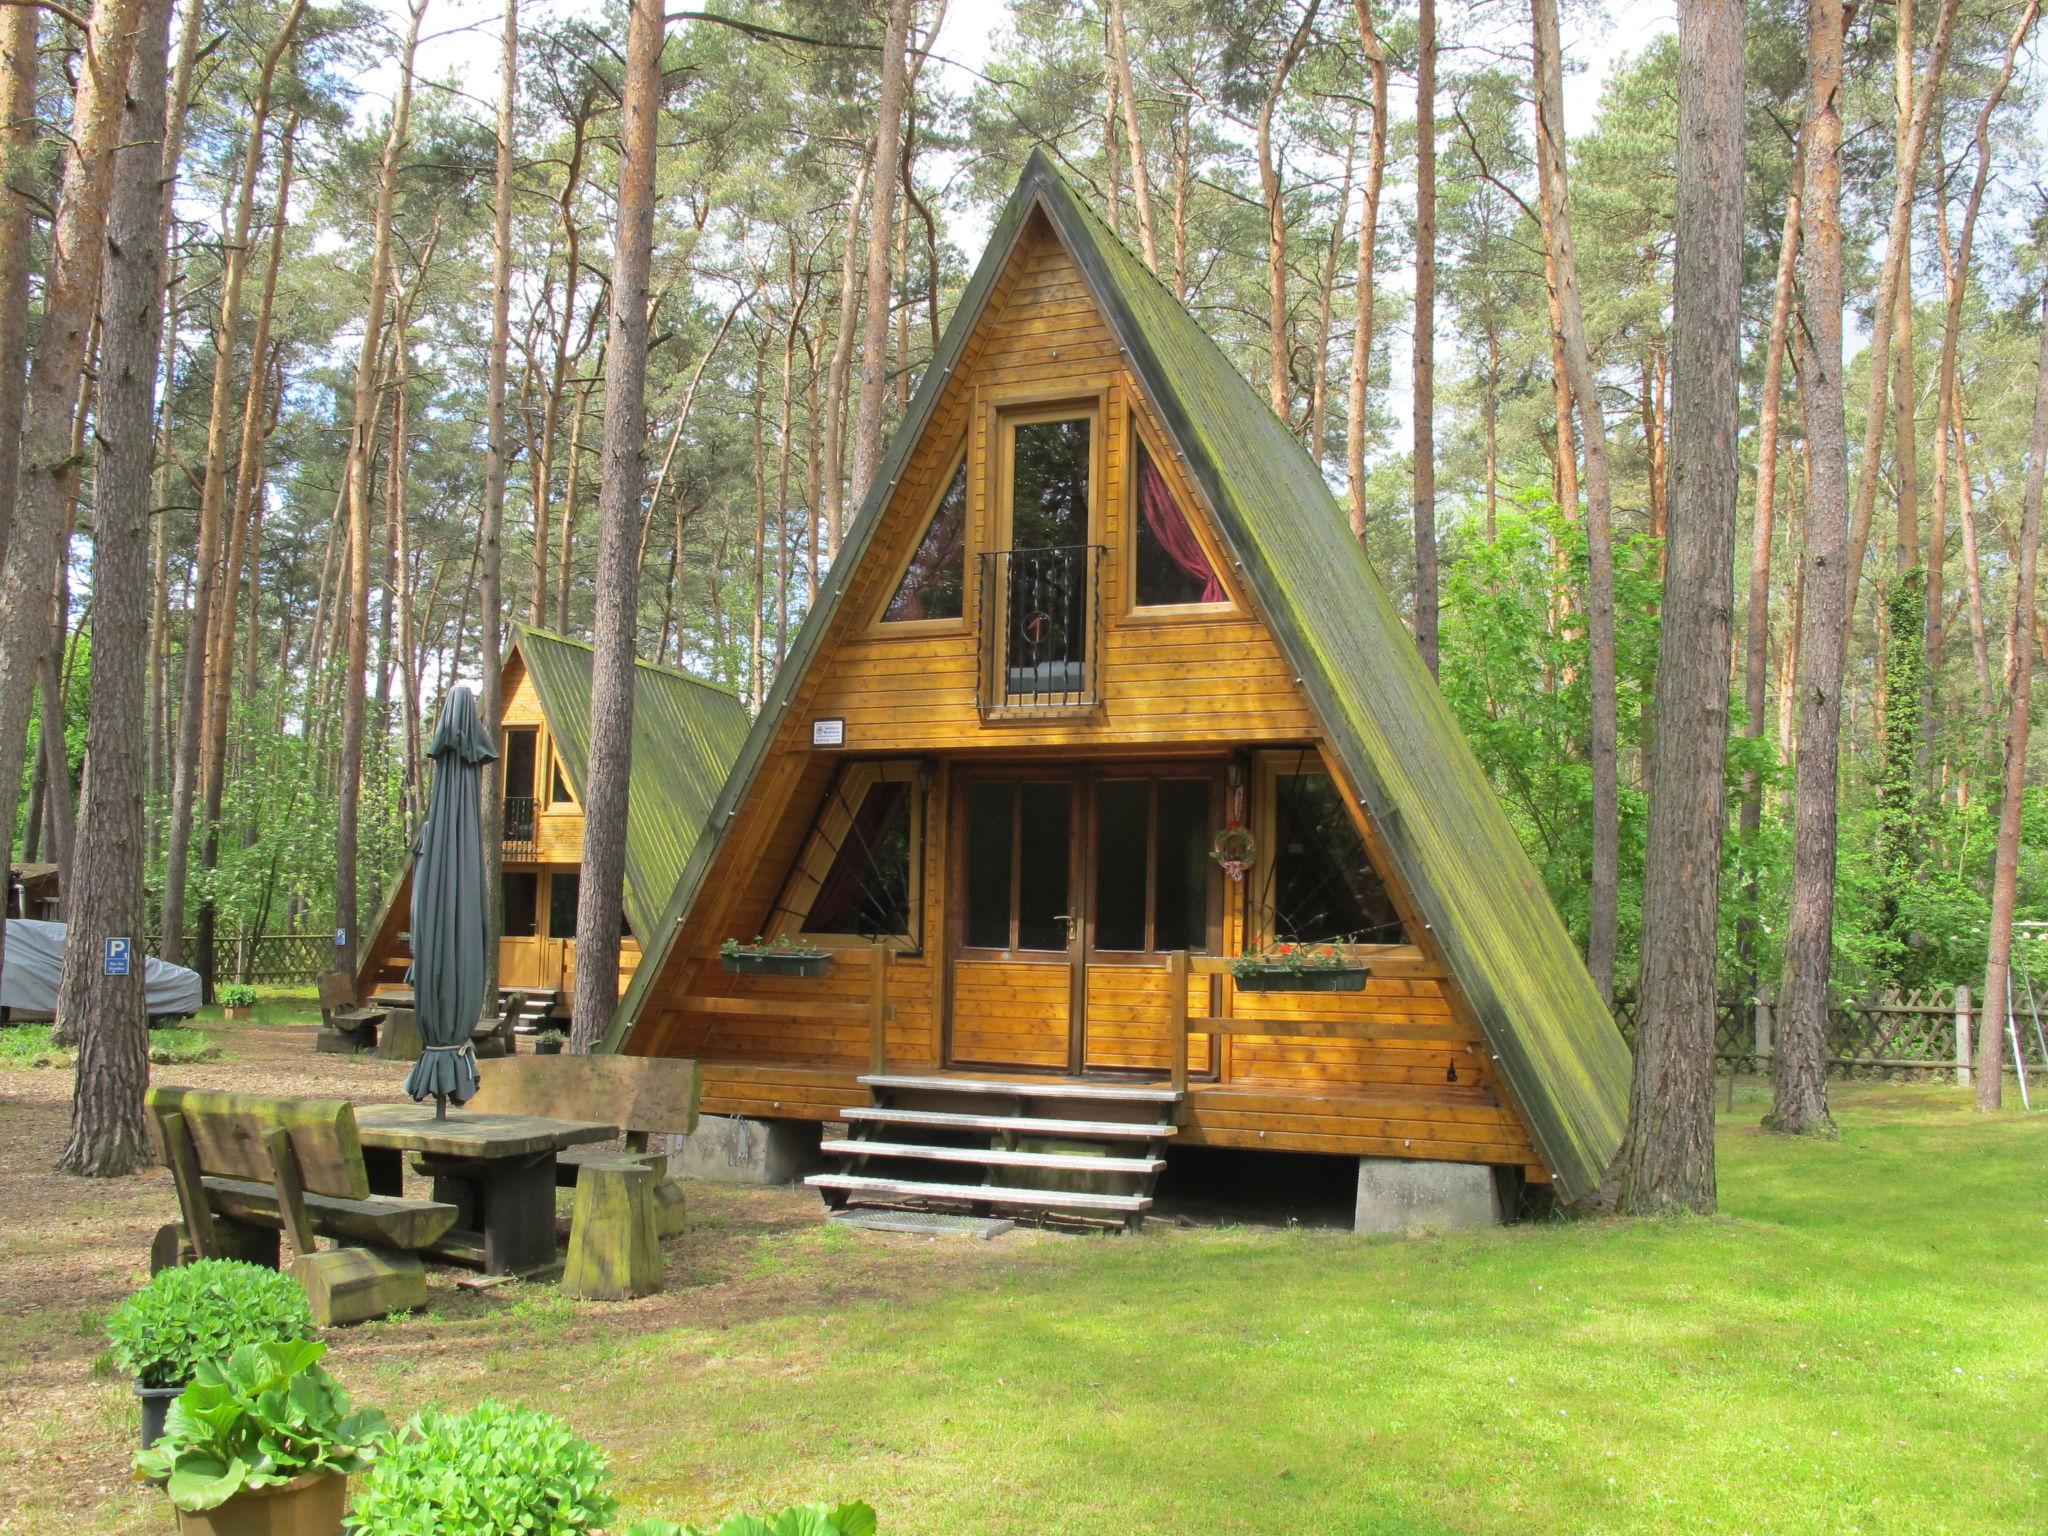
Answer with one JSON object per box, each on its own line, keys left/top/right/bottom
{"left": 947, "top": 763, "right": 1222, "bottom": 1074}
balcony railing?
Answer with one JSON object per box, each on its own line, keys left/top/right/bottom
{"left": 502, "top": 796, "right": 537, "bottom": 853}
{"left": 976, "top": 544, "right": 1106, "bottom": 713}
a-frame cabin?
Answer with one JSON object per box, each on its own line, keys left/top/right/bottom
{"left": 358, "top": 627, "right": 749, "bottom": 1014}
{"left": 606, "top": 153, "right": 1629, "bottom": 1225}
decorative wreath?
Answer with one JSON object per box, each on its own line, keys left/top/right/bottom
{"left": 1209, "top": 823, "right": 1257, "bottom": 881}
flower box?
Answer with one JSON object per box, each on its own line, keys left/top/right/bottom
{"left": 1232, "top": 966, "right": 1371, "bottom": 993}
{"left": 722, "top": 951, "right": 831, "bottom": 979}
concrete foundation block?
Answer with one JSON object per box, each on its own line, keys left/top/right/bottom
{"left": 1354, "top": 1158, "right": 1503, "bottom": 1236}
{"left": 666, "top": 1115, "right": 823, "bottom": 1185}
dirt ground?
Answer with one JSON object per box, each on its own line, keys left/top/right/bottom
{"left": 0, "top": 1017, "right": 1053, "bottom": 1535}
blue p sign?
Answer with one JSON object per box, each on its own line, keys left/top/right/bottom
{"left": 105, "top": 937, "right": 132, "bottom": 977}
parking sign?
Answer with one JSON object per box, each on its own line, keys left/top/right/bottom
{"left": 105, "top": 937, "right": 131, "bottom": 977}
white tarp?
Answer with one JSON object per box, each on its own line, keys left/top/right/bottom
{"left": 0, "top": 919, "right": 203, "bottom": 1022}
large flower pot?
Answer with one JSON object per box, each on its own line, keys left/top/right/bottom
{"left": 173, "top": 1472, "right": 347, "bottom": 1536}
{"left": 137, "top": 1380, "right": 184, "bottom": 1449}
{"left": 722, "top": 952, "right": 830, "bottom": 978}
{"left": 1233, "top": 967, "right": 1371, "bottom": 993}
{"left": 221, "top": 1007, "right": 254, "bottom": 1022}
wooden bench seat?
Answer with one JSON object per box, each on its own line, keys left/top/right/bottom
{"left": 201, "top": 1176, "right": 458, "bottom": 1250}
{"left": 146, "top": 1086, "right": 444, "bottom": 1325}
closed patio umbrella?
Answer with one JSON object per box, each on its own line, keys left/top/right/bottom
{"left": 403, "top": 685, "right": 497, "bottom": 1115}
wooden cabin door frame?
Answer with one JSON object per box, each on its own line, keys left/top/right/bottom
{"left": 944, "top": 765, "right": 1084, "bottom": 1072}
{"left": 943, "top": 759, "right": 1225, "bottom": 1076}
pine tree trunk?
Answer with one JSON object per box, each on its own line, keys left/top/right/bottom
{"left": 1892, "top": 0, "right": 1918, "bottom": 584}
{"left": 568, "top": 0, "right": 661, "bottom": 1050}
{"left": 1258, "top": 0, "right": 1319, "bottom": 424}
{"left": 0, "top": 0, "right": 38, "bottom": 572}
{"left": 478, "top": 0, "right": 515, "bottom": 1010}
{"left": 1307, "top": 118, "right": 1356, "bottom": 453}
{"left": 557, "top": 373, "right": 590, "bottom": 632}
{"left": 1411, "top": 0, "right": 1437, "bottom": 669}
{"left": 1532, "top": 0, "right": 1619, "bottom": 998}
{"left": 0, "top": 0, "right": 149, "bottom": 988}
{"left": 1738, "top": 122, "right": 1803, "bottom": 981}
{"left": 1108, "top": 0, "right": 1157, "bottom": 272}
{"left": 823, "top": 160, "right": 869, "bottom": 562}
{"left": 1840, "top": 0, "right": 1960, "bottom": 604}
{"left": 1772, "top": 0, "right": 1851, "bottom": 1138}
{"left": 1953, "top": 387, "right": 1994, "bottom": 699}
{"left": 1977, "top": 288, "right": 2048, "bottom": 1109}
{"left": 851, "top": 0, "right": 913, "bottom": 505}
{"left": 58, "top": 0, "right": 172, "bottom": 1178}
{"left": 336, "top": 0, "right": 425, "bottom": 981}
{"left": 1614, "top": 0, "right": 1743, "bottom": 1216}
{"left": 1344, "top": 0, "right": 1388, "bottom": 543}
{"left": 749, "top": 361, "right": 767, "bottom": 706}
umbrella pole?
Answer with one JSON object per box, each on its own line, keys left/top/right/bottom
{"left": 435, "top": 1091, "right": 448, "bottom": 1121}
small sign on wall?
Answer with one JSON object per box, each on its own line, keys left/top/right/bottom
{"left": 811, "top": 717, "right": 846, "bottom": 748}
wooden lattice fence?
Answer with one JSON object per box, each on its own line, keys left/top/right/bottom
{"left": 141, "top": 934, "right": 331, "bottom": 987}
{"left": 1611, "top": 986, "right": 2014, "bottom": 1081}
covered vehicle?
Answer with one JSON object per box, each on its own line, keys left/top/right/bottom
{"left": 0, "top": 919, "right": 203, "bottom": 1025}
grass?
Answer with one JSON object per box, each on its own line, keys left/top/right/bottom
{"left": 496, "top": 1083, "right": 2048, "bottom": 1534}
{"left": 0, "top": 1022, "right": 219, "bottom": 1067}
{"left": 31, "top": 1081, "right": 2048, "bottom": 1534}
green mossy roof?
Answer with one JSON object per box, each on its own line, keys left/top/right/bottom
{"left": 514, "top": 627, "right": 750, "bottom": 940}
{"left": 609, "top": 152, "right": 1629, "bottom": 1201}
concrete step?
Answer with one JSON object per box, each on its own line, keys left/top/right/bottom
{"left": 820, "top": 1138, "right": 1165, "bottom": 1175}
{"left": 859, "top": 1073, "right": 1182, "bottom": 1105}
{"left": 841, "top": 1105, "right": 1177, "bottom": 1141}
{"left": 806, "top": 1172, "right": 1151, "bottom": 1214}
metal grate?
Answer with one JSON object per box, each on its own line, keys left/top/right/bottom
{"left": 976, "top": 544, "right": 1105, "bottom": 712}
{"left": 829, "top": 1209, "right": 1016, "bottom": 1240}
{"left": 502, "top": 796, "right": 537, "bottom": 854}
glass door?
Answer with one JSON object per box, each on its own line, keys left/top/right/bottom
{"left": 1082, "top": 770, "right": 1221, "bottom": 1074}
{"left": 947, "top": 773, "right": 1080, "bottom": 1070}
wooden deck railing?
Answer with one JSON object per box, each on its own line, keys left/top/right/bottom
{"left": 676, "top": 948, "right": 894, "bottom": 1074}
{"left": 1164, "top": 947, "right": 1450, "bottom": 1094}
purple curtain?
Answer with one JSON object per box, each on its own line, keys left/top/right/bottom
{"left": 1137, "top": 450, "right": 1225, "bottom": 603}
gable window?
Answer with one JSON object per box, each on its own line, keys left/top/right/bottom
{"left": 1261, "top": 763, "right": 1403, "bottom": 944}
{"left": 771, "top": 762, "right": 924, "bottom": 949}
{"left": 884, "top": 458, "right": 967, "bottom": 623}
{"left": 551, "top": 755, "right": 576, "bottom": 806}
{"left": 1132, "top": 439, "right": 1224, "bottom": 607}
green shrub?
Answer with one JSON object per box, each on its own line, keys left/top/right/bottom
{"left": 345, "top": 1401, "right": 616, "bottom": 1536}
{"left": 623, "top": 1503, "right": 877, "bottom": 1536}
{"left": 217, "top": 984, "right": 260, "bottom": 1009}
{"left": 107, "top": 1259, "right": 317, "bottom": 1388}
{"left": 134, "top": 1340, "right": 385, "bottom": 1511}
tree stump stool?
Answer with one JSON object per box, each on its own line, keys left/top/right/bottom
{"left": 376, "top": 1008, "right": 424, "bottom": 1062}
{"left": 562, "top": 1159, "right": 663, "bottom": 1300}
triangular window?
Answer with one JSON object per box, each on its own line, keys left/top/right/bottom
{"left": 802, "top": 778, "right": 914, "bottom": 937}
{"left": 1133, "top": 441, "right": 1225, "bottom": 606}
{"left": 884, "top": 459, "right": 967, "bottom": 622}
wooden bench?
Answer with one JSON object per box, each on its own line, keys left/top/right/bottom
{"left": 472, "top": 990, "right": 541, "bottom": 1060}
{"left": 315, "top": 972, "right": 388, "bottom": 1054}
{"left": 467, "top": 1054, "right": 701, "bottom": 1235}
{"left": 146, "top": 1086, "right": 457, "bottom": 1324}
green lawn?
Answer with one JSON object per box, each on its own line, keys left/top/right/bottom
{"left": 37, "top": 1080, "right": 2048, "bottom": 1533}
{"left": 460, "top": 1083, "right": 2045, "bottom": 1533}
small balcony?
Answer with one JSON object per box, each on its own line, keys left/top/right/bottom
{"left": 503, "top": 796, "right": 537, "bottom": 857}
{"left": 976, "top": 544, "right": 1106, "bottom": 714}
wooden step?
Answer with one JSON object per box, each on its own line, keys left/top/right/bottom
{"left": 860, "top": 1074, "right": 1182, "bottom": 1105}
{"left": 806, "top": 1172, "right": 1151, "bottom": 1214}
{"left": 841, "top": 1106, "right": 1177, "bottom": 1140}
{"left": 821, "top": 1139, "right": 1165, "bottom": 1175}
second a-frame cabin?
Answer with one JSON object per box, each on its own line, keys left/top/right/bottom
{"left": 358, "top": 627, "right": 749, "bottom": 1013}
{"left": 606, "top": 153, "right": 1629, "bottom": 1227}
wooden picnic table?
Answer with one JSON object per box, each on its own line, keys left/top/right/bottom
{"left": 353, "top": 1104, "right": 616, "bottom": 1276}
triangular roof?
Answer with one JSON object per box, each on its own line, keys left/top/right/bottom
{"left": 511, "top": 626, "right": 751, "bottom": 939}
{"left": 608, "top": 150, "right": 1629, "bottom": 1201}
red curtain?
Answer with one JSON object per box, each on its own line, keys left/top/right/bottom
{"left": 1137, "top": 448, "right": 1225, "bottom": 603}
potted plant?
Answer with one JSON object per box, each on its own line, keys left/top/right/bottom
{"left": 345, "top": 1401, "right": 614, "bottom": 1536}
{"left": 107, "top": 1259, "right": 319, "bottom": 1449}
{"left": 218, "top": 984, "right": 259, "bottom": 1022}
{"left": 135, "top": 1339, "right": 385, "bottom": 1536}
{"left": 720, "top": 935, "right": 831, "bottom": 979}
{"left": 534, "top": 1029, "right": 567, "bottom": 1056}
{"left": 1230, "top": 943, "right": 1371, "bottom": 993}
{"left": 624, "top": 1502, "right": 877, "bottom": 1536}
